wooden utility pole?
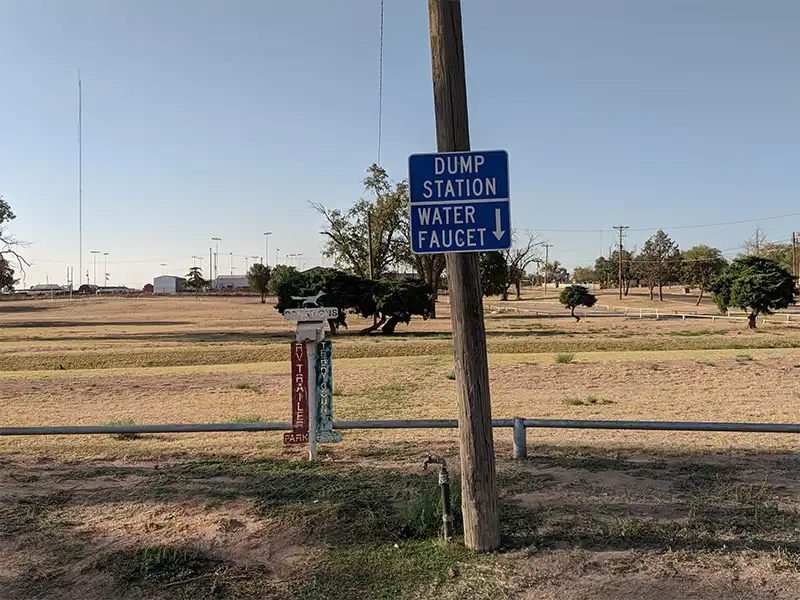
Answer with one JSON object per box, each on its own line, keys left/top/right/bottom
{"left": 542, "top": 243, "right": 552, "bottom": 294}
{"left": 427, "top": 0, "right": 500, "bottom": 552}
{"left": 792, "top": 232, "right": 799, "bottom": 279}
{"left": 613, "top": 226, "right": 629, "bottom": 300}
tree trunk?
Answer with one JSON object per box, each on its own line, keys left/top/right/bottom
{"left": 428, "top": 263, "right": 438, "bottom": 319}
{"left": 501, "top": 287, "right": 509, "bottom": 301}
{"left": 327, "top": 319, "right": 338, "bottom": 334}
{"left": 382, "top": 315, "right": 401, "bottom": 334}
{"left": 261, "top": 293, "right": 266, "bottom": 304}
{"left": 515, "top": 280, "right": 521, "bottom": 300}
{"left": 658, "top": 283, "right": 664, "bottom": 301}
{"left": 359, "top": 314, "right": 386, "bottom": 335}
{"left": 624, "top": 279, "right": 631, "bottom": 296}
{"left": 649, "top": 286, "right": 654, "bottom": 301}
{"left": 748, "top": 313, "right": 757, "bottom": 329}
{"left": 571, "top": 306, "right": 580, "bottom": 322}
{"left": 695, "top": 290, "right": 704, "bottom": 306}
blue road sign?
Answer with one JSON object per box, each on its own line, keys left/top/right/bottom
{"left": 409, "top": 150, "right": 510, "bottom": 254}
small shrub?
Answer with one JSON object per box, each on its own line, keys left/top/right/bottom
{"left": 648, "top": 364, "right": 661, "bottom": 371}
{"left": 332, "top": 384, "right": 343, "bottom": 396}
{"left": 735, "top": 354, "right": 753, "bottom": 362}
{"left": 125, "top": 546, "right": 204, "bottom": 585}
{"left": 555, "top": 353, "right": 575, "bottom": 364}
{"left": 400, "top": 483, "right": 462, "bottom": 540}
{"left": 563, "top": 395, "right": 613, "bottom": 407}
{"left": 108, "top": 418, "right": 141, "bottom": 441}
{"left": 698, "top": 361, "right": 716, "bottom": 367}
{"left": 445, "top": 371, "right": 456, "bottom": 380}
{"left": 234, "top": 380, "right": 257, "bottom": 390}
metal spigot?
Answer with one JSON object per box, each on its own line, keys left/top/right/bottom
{"left": 423, "top": 454, "right": 454, "bottom": 542}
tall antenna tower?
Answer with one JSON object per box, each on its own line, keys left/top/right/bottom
{"left": 78, "top": 71, "right": 83, "bottom": 286}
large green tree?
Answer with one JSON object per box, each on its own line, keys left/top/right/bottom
{"left": 274, "top": 268, "right": 430, "bottom": 335}
{"left": 0, "top": 256, "right": 17, "bottom": 291}
{"left": 267, "top": 265, "right": 300, "bottom": 296}
{"left": 594, "top": 256, "right": 614, "bottom": 288}
{"left": 572, "top": 266, "right": 597, "bottom": 285}
{"left": 757, "top": 243, "right": 793, "bottom": 273}
{"left": 184, "top": 266, "right": 209, "bottom": 292}
{"left": 370, "top": 279, "right": 432, "bottom": 334}
{"left": 316, "top": 165, "right": 446, "bottom": 318}
{"left": 0, "top": 196, "right": 26, "bottom": 284}
{"left": 559, "top": 285, "right": 597, "bottom": 321}
{"left": 680, "top": 245, "right": 727, "bottom": 305}
{"left": 709, "top": 256, "right": 798, "bottom": 329}
{"left": 314, "top": 165, "right": 407, "bottom": 280}
{"left": 479, "top": 252, "right": 508, "bottom": 298}
{"left": 246, "top": 263, "right": 271, "bottom": 303}
{"left": 503, "top": 232, "right": 541, "bottom": 300}
{"left": 544, "top": 261, "right": 570, "bottom": 288}
{"left": 636, "top": 229, "right": 679, "bottom": 301}
{"left": 594, "top": 250, "right": 634, "bottom": 292}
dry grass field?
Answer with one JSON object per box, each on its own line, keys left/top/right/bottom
{"left": 1, "top": 294, "right": 799, "bottom": 599}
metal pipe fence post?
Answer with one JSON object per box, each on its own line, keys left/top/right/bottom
{"left": 512, "top": 417, "right": 527, "bottom": 459}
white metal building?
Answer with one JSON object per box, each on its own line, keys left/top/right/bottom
{"left": 153, "top": 275, "right": 186, "bottom": 294}
{"left": 215, "top": 275, "right": 249, "bottom": 290}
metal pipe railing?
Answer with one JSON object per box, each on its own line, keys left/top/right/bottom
{"left": 1, "top": 418, "right": 797, "bottom": 437}
{"left": 520, "top": 419, "right": 800, "bottom": 433}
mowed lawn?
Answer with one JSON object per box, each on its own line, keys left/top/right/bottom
{"left": 1, "top": 295, "right": 799, "bottom": 600}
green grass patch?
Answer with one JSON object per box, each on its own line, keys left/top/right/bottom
{"left": 107, "top": 418, "right": 141, "bottom": 441}
{"left": 445, "top": 371, "right": 456, "bottom": 380}
{"left": 400, "top": 483, "right": 462, "bottom": 540}
{"left": 120, "top": 546, "right": 205, "bottom": 585}
{"left": 296, "top": 541, "right": 479, "bottom": 600}
{"left": 697, "top": 360, "right": 716, "bottom": 367}
{"left": 234, "top": 380, "right": 260, "bottom": 391}
{"left": 226, "top": 415, "right": 268, "bottom": 424}
{"left": 554, "top": 352, "right": 575, "bottom": 364}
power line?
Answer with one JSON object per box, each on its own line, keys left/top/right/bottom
{"left": 376, "top": 0, "right": 385, "bottom": 166}
{"left": 518, "top": 211, "right": 800, "bottom": 234}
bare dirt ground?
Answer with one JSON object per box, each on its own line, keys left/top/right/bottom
{"left": 1, "top": 296, "right": 799, "bottom": 599}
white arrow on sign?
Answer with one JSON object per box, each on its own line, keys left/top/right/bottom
{"left": 493, "top": 208, "right": 505, "bottom": 240}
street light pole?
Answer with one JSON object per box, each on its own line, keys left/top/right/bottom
{"left": 90, "top": 250, "right": 100, "bottom": 286}
{"left": 103, "top": 252, "right": 109, "bottom": 287}
{"left": 211, "top": 237, "right": 222, "bottom": 281}
{"left": 263, "top": 232, "right": 272, "bottom": 267}
{"left": 160, "top": 263, "right": 167, "bottom": 276}
{"left": 230, "top": 252, "right": 233, "bottom": 275}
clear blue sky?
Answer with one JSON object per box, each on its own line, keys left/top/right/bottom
{"left": 2, "top": 0, "right": 799, "bottom": 287}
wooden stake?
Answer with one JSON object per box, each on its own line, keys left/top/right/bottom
{"left": 427, "top": 0, "right": 500, "bottom": 552}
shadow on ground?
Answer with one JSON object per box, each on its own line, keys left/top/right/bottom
{"left": 0, "top": 445, "right": 798, "bottom": 599}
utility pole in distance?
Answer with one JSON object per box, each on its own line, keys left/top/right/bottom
{"left": 792, "top": 232, "right": 799, "bottom": 279}
{"left": 542, "top": 243, "right": 552, "bottom": 295}
{"left": 613, "top": 226, "right": 629, "bottom": 300}
{"left": 427, "top": 0, "right": 500, "bottom": 552}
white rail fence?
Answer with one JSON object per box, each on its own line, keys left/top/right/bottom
{"left": 488, "top": 300, "right": 799, "bottom": 326}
